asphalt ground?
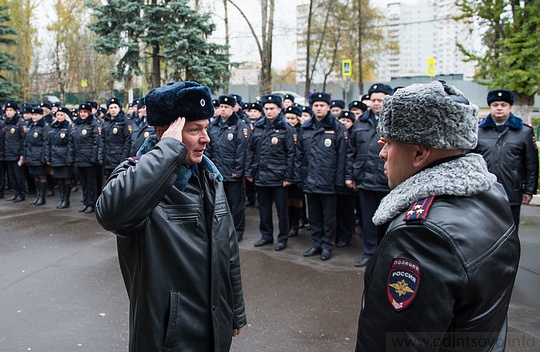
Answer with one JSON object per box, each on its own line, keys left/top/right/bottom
{"left": 0, "top": 192, "right": 538, "bottom": 351}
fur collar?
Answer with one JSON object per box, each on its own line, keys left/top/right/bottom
{"left": 479, "top": 113, "right": 523, "bottom": 129}
{"left": 373, "top": 153, "right": 496, "bottom": 226}
{"left": 254, "top": 112, "right": 288, "bottom": 129}
{"left": 302, "top": 112, "right": 338, "bottom": 130}
{"left": 137, "top": 134, "right": 222, "bottom": 191}
{"left": 105, "top": 111, "right": 127, "bottom": 123}
{"left": 51, "top": 120, "right": 70, "bottom": 129}
{"left": 75, "top": 115, "right": 95, "bottom": 125}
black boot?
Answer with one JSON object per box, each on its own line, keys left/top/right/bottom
{"left": 58, "top": 184, "right": 71, "bottom": 209}
{"left": 34, "top": 182, "right": 46, "bottom": 206}
{"left": 288, "top": 207, "right": 301, "bottom": 237}
{"left": 56, "top": 183, "right": 65, "bottom": 208}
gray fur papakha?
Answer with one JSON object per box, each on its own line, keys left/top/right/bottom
{"left": 377, "top": 80, "right": 479, "bottom": 149}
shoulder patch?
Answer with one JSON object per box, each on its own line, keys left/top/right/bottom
{"left": 242, "top": 127, "right": 249, "bottom": 139}
{"left": 126, "top": 156, "right": 141, "bottom": 165}
{"left": 403, "top": 196, "right": 435, "bottom": 222}
{"left": 387, "top": 258, "right": 421, "bottom": 311}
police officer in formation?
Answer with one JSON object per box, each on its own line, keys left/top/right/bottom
{"left": 2, "top": 101, "right": 26, "bottom": 202}
{"left": 245, "top": 94, "right": 296, "bottom": 251}
{"left": 99, "top": 98, "right": 131, "bottom": 180}
{"left": 129, "top": 98, "right": 155, "bottom": 156}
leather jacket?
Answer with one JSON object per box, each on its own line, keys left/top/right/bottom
{"left": 356, "top": 155, "right": 520, "bottom": 352}
{"left": 473, "top": 113, "right": 538, "bottom": 205}
{"left": 96, "top": 138, "right": 246, "bottom": 352}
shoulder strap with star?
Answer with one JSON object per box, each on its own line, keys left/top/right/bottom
{"left": 403, "top": 196, "right": 435, "bottom": 222}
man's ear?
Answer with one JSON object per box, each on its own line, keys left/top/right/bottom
{"left": 412, "top": 145, "right": 431, "bottom": 169}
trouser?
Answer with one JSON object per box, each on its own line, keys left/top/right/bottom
{"left": 336, "top": 192, "right": 357, "bottom": 244}
{"left": 358, "top": 189, "right": 389, "bottom": 257}
{"left": 257, "top": 185, "right": 289, "bottom": 244}
{"left": 245, "top": 177, "right": 257, "bottom": 205}
{"left": 510, "top": 205, "right": 521, "bottom": 234}
{"left": 224, "top": 180, "right": 245, "bottom": 240}
{"left": 6, "top": 161, "right": 25, "bottom": 198}
{"left": 78, "top": 166, "right": 98, "bottom": 207}
{"left": 306, "top": 193, "right": 336, "bottom": 251}
{"left": 0, "top": 161, "right": 5, "bottom": 196}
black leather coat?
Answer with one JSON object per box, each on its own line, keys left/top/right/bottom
{"left": 356, "top": 182, "right": 520, "bottom": 352}
{"left": 473, "top": 113, "right": 538, "bottom": 205}
{"left": 96, "top": 138, "right": 246, "bottom": 352}
{"left": 245, "top": 113, "right": 295, "bottom": 187}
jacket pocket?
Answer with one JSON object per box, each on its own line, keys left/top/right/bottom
{"left": 162, "top": 291, "right": 181, "bottom": 349}
{"left": 162, "top": 206, "right": 199, "bottom": 225}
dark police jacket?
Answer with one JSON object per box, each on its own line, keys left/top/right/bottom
{"left": 96, "top": 137, "right": 246, "bottom": 352}
{"left": 472, "top": 113, "right": 538, "bottom": 206}
{"left": 356, "top": 154, "right": 520, "bottom": 352}
{"left": 206, "top": 112, "right": 250, "bottom": 182}
{"left": 129, "top": 117, "right": 154, "bottom": 156}
{"left": 245, "top": 113, "right": 295, "bottom": 187}
{"left": 70, "top": 115, "right": 100, "bottom": 167}
{"left": 2, "top": 115, "right": 25, "bottom": 161}
{"left": 46, "top": 120, "right": 72, "bottom": 167}
{"left": 294, "top": 112, "right": 347, "bottom": 194}
{"left": 24, "top": 118, "right": 48, "bottom": 167}
{"left": 98, "top": 111, "right": 131, "bottom": 170}
{"left": 346, "top": 110, "right": 390, "bottom": 192}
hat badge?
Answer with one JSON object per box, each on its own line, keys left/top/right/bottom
{"left": 498, "top": 92, "right": 502, "bottom": 96}
{"left": 200, "top": 99, "right": 205, "bottom": 107}
{"left": 318, "top": 94, "right": 322, "bottom": 98}
{"left": 374, "top": 85, "right": 378, "bottom": 89}
{"left": 269, "top": 96, "right": 272, "bottom": 100}
{"left": 224, "top": 97, "right": 228, "bottom": 102}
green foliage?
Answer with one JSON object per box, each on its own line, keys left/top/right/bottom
{"left": 455, "top": 0, "right": 540, "bottom": 96}
{"left": 0, "top": 4, "right": 20, "bottom": 101}
{"left": 87, "top": 0, "right": 233, "bottom": 92}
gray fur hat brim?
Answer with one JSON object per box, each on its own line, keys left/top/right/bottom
{"left": 377, "top": 81, "right": 479, "bottom": 149}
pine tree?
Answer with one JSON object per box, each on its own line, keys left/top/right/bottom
{"left": 455, "top": 0, "right": 540, "bottom": 121}
{"left": 0, "top": 5, "right": 20, "bottom": 101}
{"left": 87, "top": 0, "right": 232, "bottom": 92}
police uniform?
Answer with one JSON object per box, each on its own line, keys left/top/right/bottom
{"left": 294, "top": 92, "right": 348, "bottom": 260}
{"left": 245, "top": 94, "right": 296, "bottom": 250}
{"left": 206, "top": 95, "right": 251, "bottom": 241}
{"left": 24, "top": 107, "right": 49, "bottom": 206}
{"left": 3, "top": 103, "right": 26, "bottom": 201}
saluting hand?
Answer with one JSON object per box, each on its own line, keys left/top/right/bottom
{"left": 161, "top": 117, "right": 186, "bottom": 143}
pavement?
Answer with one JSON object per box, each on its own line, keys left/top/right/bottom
{"left": 0, "top": 192, "right": 538, "bottom": 351}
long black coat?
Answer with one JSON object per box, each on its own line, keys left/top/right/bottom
{"left": 473, "top": 113, "right": 538, "bottom": 205}
{"left": 2, "top": 115, "right": 25, "bottom": 161}
{"left": 245, "top": 113, "right": 295, "bottom": 187}
{"left": 98, "top": 111, "right": 131, "bottom": 170}
{"left": 96, "top": 138, "right": 246, "bottom": 352}
{"left": 293, "top": 112, "right": 347, "bottom": 194}
{"left": 24, "top": 118, "right": 48, "bottom": 167}
{"left": 70, "top": 115, "right": 100, "bottom": 167}
{"left": 46, "top": 120, "right": 72, "bottom": 167}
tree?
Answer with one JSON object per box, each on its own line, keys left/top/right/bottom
{"left": 455, "top": 0, "right": 540, "bottom": 122}
{"left": 87, "top": 0, "right": 233, "bottom": 92}
{"left": 0, "top": 4, "right": 20, "bottom": 101}
{"left": 228, "top": 0, "right": 275, "bottom": 94}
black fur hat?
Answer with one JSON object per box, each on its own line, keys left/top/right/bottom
{"left": 309, "top": 92, "right": 331, "bottom": 105}
{"left": 348, "top": 100, "right": 368, "bottom": 112}
{"left": 338, "top": 110, "right": 355, "bottom": 123}
{"left": 331, "top": 100, "right": 346, "bottom": 109}
{"left": 218, "top": 95, "right": 237, "bottom": 107}
{"left": 261, "top": 94, "right": 283, "bottom": 108}
{"left": 146, "top": 81, "right": 214, "bottom": 126}
{"left": 368, "top": 83, "right": 393, "bottom": 98}
{"left": 247, "top": 102, "right": 263, "bottom": 113}
{"left": 285, "top": 105, "right": 302, "bottom": 117}
{"left": 106, "top": 97, "right": 122, "bottom": 109}
{"left": 487, "top": 89, "right": 514, "bottom": 106}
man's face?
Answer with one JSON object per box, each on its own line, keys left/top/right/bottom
{"left": 248, "top": 109, "right": 262, "bottom": 121}
{"left": 138, "top": 105, "right": 147, "bottom": 118}
{"left": 378, "top": 137, "right": 418, "bottom": 189}
{"left": 489, "top": 101, "right": 512, "bottom": 123}
{"left": 5, "top": 107, "right": 16, "bottom": 118}
{"left": 331, "top": 107, "right": 343, "bottom": 118}
{"left": 109, "top": 104, "right": 121, "bottom": 117}
{"left": 350, "top": 107, "right": 364, "bottom": 120}
{"left": 370, "top": 92, "right": 386, "bottom": 115}
{"left": 312, "top": 101, "right": 330, "bottom": 120}
{"left": 264, "top": 104, "right": 281, "bottom": 121}
{"left": 181, "top": 119, "right": 211, "bottom": 166}
{"left": 220, "top": 104, "right": 234, "bottom": 119}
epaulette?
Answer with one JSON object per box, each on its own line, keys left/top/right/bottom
{"left": 403, "top": 196, "right": 435, "bottom": 222}
{"left": 524, "top": 122, "right": 533, "bottom": 128}
{"left": 126, "top": 156, "right": 141, "bottom": 165}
